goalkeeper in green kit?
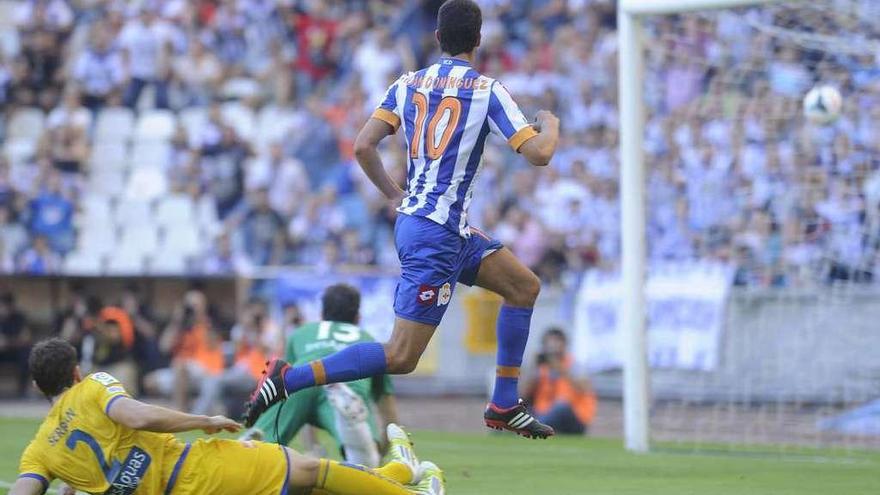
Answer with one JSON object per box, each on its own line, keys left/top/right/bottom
{"left": 242, "top": 283, "right": 398, "bottom": 468}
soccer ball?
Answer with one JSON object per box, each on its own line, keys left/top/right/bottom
{"left": 803, "top": 85, "right": 842, "bottom": 125}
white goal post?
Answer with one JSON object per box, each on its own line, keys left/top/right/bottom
{"left": 616, "top": 0, "right": 797, "bottom": 453}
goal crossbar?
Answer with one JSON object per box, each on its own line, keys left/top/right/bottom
{"left": 620, "top": 0, "right": 784, "bottom": 15}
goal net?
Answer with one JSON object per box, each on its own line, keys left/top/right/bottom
{"left": 630, "top": 0, "right": 880, "bottom": 453}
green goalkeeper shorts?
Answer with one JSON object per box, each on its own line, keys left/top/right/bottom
{"left": 253, "top": 378, "right": 380, "bottom": 448}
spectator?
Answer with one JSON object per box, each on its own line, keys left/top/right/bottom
{"left": 42, "top": 89, "right": 91, "bottom": 177}
{"left": 120, "top": 283, "right": 164, "bottom": 381}
{"left": 191, "top": 298, "right": 278, "bottom": 417}
{"left": 118, "top": 6, "right": 173, "bottom": 109}
{"left": 72, "top": 25, "right": 125, "bottom": 112}
{"left": 246, "top": 142, "right": 310, "bottom": 217}
{"left": 16, "top": 235, "right": 61, "bottom": 274}
{"left": 201, "top": 232, "right": 253, "bottom": 274}
{"left": 173, "top": 38, "right": 222, "bottom": 107}
{"left": 26, "top": 174, "right": 74, "bottom": 254}
{"left": 0, "top": 293, "right": 32, "bottom": 397}
{"left": 0, "top": 206, "right": 28, "bottom": 271}
{"left": 46, "top": 87, "right": 91, "bottom": 132}
{"left": 201, "top": 120, "right": 251, "bottom": 220}
{"left": 522, "top": 328, "right": 596, "bottom": 435}
{"left": 15, "top": 8, "right": 65, "bottom": 109}
{"left": 90, "top": 304, "right": 138, "bottom": 393}
{"left": 144, "top": 289, "right": 224, "bottom": 412}
{"left": 236, "top": 188, "right": 285, "bottom": 266}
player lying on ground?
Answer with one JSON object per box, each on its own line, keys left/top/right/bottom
{"left": 242, "top": 284, "right": 398, "bottom": 468}
{"left": 245, "top": 0, "right": 560, "bottom": 440}
{"left": 9, "top": 338, "right": 445, "bottom": 495}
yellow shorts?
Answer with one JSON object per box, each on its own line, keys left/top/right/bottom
{"left": 167, "top": 438, "right": 290, "bottom": 495}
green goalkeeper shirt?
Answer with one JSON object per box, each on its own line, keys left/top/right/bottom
{"left": 285, "top": 321, "right": 394, "bottom": 400}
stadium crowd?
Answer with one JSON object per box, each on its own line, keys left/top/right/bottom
{"left": 0, "top": 0, "right": 877, "bottom": 286}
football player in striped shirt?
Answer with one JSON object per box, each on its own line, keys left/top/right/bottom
{"left": 245, "top": 0, "right": 560, "bottom": 440}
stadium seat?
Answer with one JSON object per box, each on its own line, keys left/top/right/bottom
{"left": 163, "top": 225, "right": 201, "bottom": 257}
{"left": 80, "top": 194, "right": 114, "bottom": 225}
{"left": 155, "top": 195, "right": 195, "bottom": 228}
{"left": 105, "top": 250, "right": 145, "bottom": 275}
{"left": 114, "top": 199, "right": 153, "bottom": 227}
{"left": 255, "top": 105, "right": 297, "bottom": 150}
{"left": 148, "top": 252, "right": 187, "bottom": 274}
{"left": 195, "top": 196, "right": 221, "bottom": 236}
{"left": 90, "top": 143, "right": 129, "bottom": 172}
{"left": 118, "top": 225, "right": 160, "bottom": 255}
{"left": 221, "top": 102, "right": 256, "bottom": 140}
{"left": 123, "top": 168, "right": 168, "bottom": 201}
{"left": 7, "top": 107, "right": 45, "bottom": 142}
{"left": 87, "top": 168, "right": 127, "bottom": 197}
{"left": 134, "top": 110, "right": 176, "bottom": 142}
{"left": 63, "top": 250, "right": 105, "bottom": 275}
{"left": 3, "top": 138, "right": 37, "bottom": 166}
{"left": 94, "top": 107, "right": 135, "bottom": 144}
{"left": 178, "top": 107, "right": 208, "bottom": 144}
{"left": 0, "top": 28, "right": 19, "bottom": 58}
{"left": 130, "top": 142, "right": 171, "bottom": 169}
{"left": 0, "top": 1, "right": 19, "bottom": 29}
{"left": 76, "top": 225, "right": 117, "bottom": 256}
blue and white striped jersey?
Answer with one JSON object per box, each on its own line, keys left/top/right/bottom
{"left": 372, "top": 57, "right": 537, "bottom": 238}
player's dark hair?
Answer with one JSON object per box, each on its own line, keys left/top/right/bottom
{"left": 321, "top": 283, "right": 360, "bottom": 324}
{"left": 29, "top": 338, "right": 78, "bottom": 397}
{"left": 437, "top": 0, "right": 482, "bottom": 56}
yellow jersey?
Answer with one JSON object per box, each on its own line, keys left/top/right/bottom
{"left": 17, "top": 372, "right": 186, "bottom": 495}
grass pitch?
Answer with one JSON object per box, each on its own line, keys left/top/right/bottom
{"left": 1, "top": 417, "right": 877, "bottom": 494}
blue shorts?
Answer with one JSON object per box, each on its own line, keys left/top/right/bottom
{"left": 394, "top": 214, "right": 503, "bottom": 325}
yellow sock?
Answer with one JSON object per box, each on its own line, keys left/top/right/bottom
{"left": 316, "top": 459, "right": 411, "bottom": 495}
{"left": 374, "top": 461, "right": 414, "bottom": 485}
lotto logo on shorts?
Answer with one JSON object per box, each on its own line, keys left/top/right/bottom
{"left": 417, "top": 285, "right": 437, "bottom": 305}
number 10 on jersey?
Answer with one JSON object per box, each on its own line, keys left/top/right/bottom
{"left": 410, "top": 93, "right": 462, "bottom": 160}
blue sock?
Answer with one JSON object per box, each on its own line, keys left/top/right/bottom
{"left": 492, "top": 305, "right": 532, "bottom": 408}
{"left": 283, "top": 342, "right": 387, "bottom": 394}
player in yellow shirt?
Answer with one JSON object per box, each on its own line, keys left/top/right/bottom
{"left": 9, "top": 338, "right": 446, "bottom": 495}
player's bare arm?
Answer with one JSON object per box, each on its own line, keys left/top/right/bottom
{"left": 354, "top": 118, "right": 406, "bottom": 202}
{"left": 519, "top": 110, "right": 560, "bottom": 167}
{"left": 8, "top": 476, "right": 43, "bottom": 495}
{"left": 107, "top": 395, "right": 241, "bottom": 434}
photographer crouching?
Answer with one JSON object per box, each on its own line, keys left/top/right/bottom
{"left": 522, "top": 327, "right": 596, "bottom": 435}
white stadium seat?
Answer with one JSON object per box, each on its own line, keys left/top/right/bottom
{"left": 124, "top": 168, "right": 168, "bottom": 201}
{"left": 90, "top": 143, "right": 129, "bottom": 172}
{"left": 114, "top": 200, "right": 153, "bottom": 226}
{"left": 3, "top": 138, "right": 37, "bottom": 166}
{"left": 163, "top": 224, "right": 201, "bottom": 257}
{"left": 118, "top": 225, "right": 159, "bottom": 255}
{"left": 87, "top": 168, "right": 127, "bottom": 197}
{"left": 76, "top": 225, "right": 117, "bottom": 256}
{"left": 7, "top": 107, "right": 45, "bottom": 142}
{"left": 196, "top": 195, "right": 221, "bottom": 236}
{"left": 178, "top": 107, "right": 207, "bottom": 145}
{"left": 148, "top": 252, "right": 187, "bottom": 274}
{"left": 63, "top": 250, "right": 105, "bottom": 275}
{"left": 130, "top": 142, "right": 171, "bottom": 169}
{"left": 94, "top": 107, "right": 135, "bottom": 144}
{"left": 80, "top": 194, "right": 113, "bottom": 224}
{"left": 155, "top": 195, "right": 194, "bottom": 228}
{"left": 255, "top": 105, "right": 296, "bottom": 150}
{"left": 134, "top": 109, "right": 176, "bottom": 142}
{"left": 222, "top": 102, "right": 256, "bottom": 140}
{"left": 105, "top": 250, "right": 145, "bottom": 275}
